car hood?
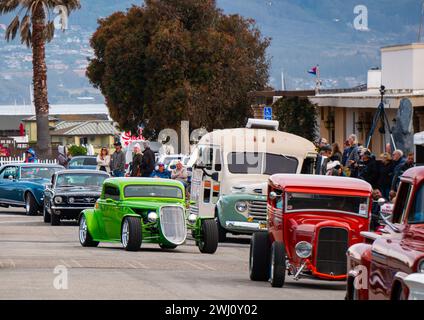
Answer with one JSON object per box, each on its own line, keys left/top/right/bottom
{"left": 21, "top": 178, "right": 50, "bottom": 186}
{"left": 55, "top": 186, "right": 102, "bottom": 194}
{"left": 122, "top": 200, "right": 185, "bottom": 211}
{"left": 285, "top": 212, "right": 368, "bottom": 245}
{"left": 231, "top": 182, "right": 267, "bottom": 195}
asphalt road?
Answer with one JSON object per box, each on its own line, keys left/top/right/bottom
{"left": 0, "top": 208, "right": 346, "bottom": 300}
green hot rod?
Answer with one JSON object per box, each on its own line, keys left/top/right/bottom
{"left": 78, "top": 178, "right": 218, "bottom": 254}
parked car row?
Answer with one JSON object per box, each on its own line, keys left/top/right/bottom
{"left": 0, "top": 162, "right": 218, "bottom": 254}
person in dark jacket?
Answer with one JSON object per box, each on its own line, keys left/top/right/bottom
{"left": 141, "top": 141, "right": 156, "bottom": 177}
{"left": 358, "top": 150, "right": 378, "bottom": 188}
{"left": 391, "top": 149, "right": 406, "bottom": 192}
{"left": 130, "top": 143, "right": 143, "bottom": 177}
{"left": 376, "top": 153, "right": 395, "bottom": 201}
{"left": 330, "top": 143, "right": 343, "bottom": 162}
{"left": 150, "top": 163, "right": 171, "bottom": 179}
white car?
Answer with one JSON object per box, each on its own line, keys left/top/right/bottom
{"left": 404, "top": 273, "right": 424, "bottom": 300}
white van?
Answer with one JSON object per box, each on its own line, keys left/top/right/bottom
{"left": 190, "top": 119, "right": 317, "bottom": 241}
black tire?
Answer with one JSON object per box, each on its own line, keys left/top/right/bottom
{"left": 79, "top": 215, "right": 99, "bottom": 247}
{"left": 249, "top": 232, "right": 271, "bottom": 281}
{"left": 198, "top": 219, "right": 219, "bottom": 254}
{"left": 51, "top": 211, "right": 61, "bottom": 226}
{"left": 121, "top": 216, "right": 142, "bottom": 252}
{"left": 269, "top": 241, "right": 286, "bottom": 288}
{"left": 43, "top": 201, "right": 51, "bottom": 223}
{"left": 159, "top": 243, "right": 177, "bottom": 250}
{"left": 216, "top": 215, "right": 227, "bottom": 243}
{"left": 25, "top": 192, "right": 38, "bottom": 216}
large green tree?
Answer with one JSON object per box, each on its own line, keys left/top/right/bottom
{"left": 87, "top": 0, "right": 270, "bottom": 137}
{"left": 0, "top": 0, "right": 81, "bottom": 159}
{"left": 273, "top": 96, "right": 318, "bottom": 142}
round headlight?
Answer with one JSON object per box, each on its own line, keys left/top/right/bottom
{"left": 147, "top": 212, "right": 158, "bottom": 223}
{"left": 68, "top": 197, "right": 75, "bottom": 204}
{"left": 235, "top": 201, "right": 248, "bottom": 213}
{"left": 54, "top": 196, "right": 63, "bottom": 204}
{"left": 188, "top": 214, "right": 198, "bottom": 224}
{"left": 418, "top": 260, "right": 424, "bottom": 273}
{"left": 295, "top": 241, "right": 312, "bottom": 259}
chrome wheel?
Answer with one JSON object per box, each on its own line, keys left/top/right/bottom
{"left": 122, "top": 219, "right": 129, "bottom": 248}
{"left": 269, "top": 249, "right": 275, "bottom": 283}
{"left": 25, "top": 195, "right": 30, "bottom": 214}
{"left": 79, "top": 217, "right": 87, "bottom": 244}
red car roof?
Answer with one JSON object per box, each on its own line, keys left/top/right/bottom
{"left": 401, "top": 167, "right": 424, "bottom": 185}
{"left": 269, "top": 174, "right": 373, "bottom": 193}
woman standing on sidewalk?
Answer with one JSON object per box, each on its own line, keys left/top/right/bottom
{"left": 96, "top": 147, "right": 111, "bottom": 174}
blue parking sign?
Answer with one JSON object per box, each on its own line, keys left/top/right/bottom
{"left": 264, "top": 106, "right": 272, "bottom": 120}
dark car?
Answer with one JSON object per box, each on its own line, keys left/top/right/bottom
{"left": 43, "top": 170, "right": 110, "bottom": 225}
{"left": 68, "top": 156, "right": 97, "bottom": 170}
{"left": 0, "top": 163, "right": 64, "bottom": 215}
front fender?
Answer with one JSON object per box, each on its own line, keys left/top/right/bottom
{"left": 80, "top": 209, "right": 102, "bottom": 240}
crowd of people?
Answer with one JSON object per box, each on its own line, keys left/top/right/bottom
{"left": 315, "top": 134, "right": 415, "bottom": 203}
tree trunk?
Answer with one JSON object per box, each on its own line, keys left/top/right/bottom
{"left": 32, "top": 3, "right": 51, "bottom": 160}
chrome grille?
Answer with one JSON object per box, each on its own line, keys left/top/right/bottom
{"left": 189, "top": 205, "right": 199, "bottom": 215}
{"left": 72, "top": 196, "right": 98, "bottom": 204}
{"left": 160, "top": 206, "right": 187, "bottom": 245}
{"left": 316, "top": 227, "right": 349, "bottom": 276}
{"left": 248, "top": 200, "right": 267, "bottom": 220}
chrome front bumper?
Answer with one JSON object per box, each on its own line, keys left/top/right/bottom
{"left": 225, "top": 221, "right": 267, "bottom": 232}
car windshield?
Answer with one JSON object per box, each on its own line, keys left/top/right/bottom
{"left": 227, "top": 152, "right": 298, "bottom": 175}
{"left": 20, "top": 167, "right": 61, "bottom": 180}
{"left": 69, "top": 157, "right": 97, "bottom": 166}
{"left": 56, "top": 173, "right": 107, "bottom": 188}
{"left": 285, "top": 192, "right": 369, "bottom": 217}
{"left": 409, "top": 184, "right": 424, "bottom": 224}
{"left": 124, "top": 185, "right": 183, "bottom": 199}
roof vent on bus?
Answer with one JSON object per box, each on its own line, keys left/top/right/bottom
{"left": 246, "top": 118, "right": 279, "bottom": 131}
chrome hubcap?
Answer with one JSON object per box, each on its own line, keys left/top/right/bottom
{"left": 25, "top": 196, "right": 30, "bottom": 213}
{"left": 122, "top": 220, "right": 129, "bottom": 248}
{"left": 270, "top": 249, "right": 275, "bottom": 283}
{"left": 79, "top": 217, "right": 87, "bottom": 243}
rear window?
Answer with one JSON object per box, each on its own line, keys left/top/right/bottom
{"left": 84, "top": 158, "right": 97, "bottom": 166}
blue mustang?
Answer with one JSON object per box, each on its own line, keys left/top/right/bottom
{"left": 0, "top": 163, "right": 64, "bottom": 215}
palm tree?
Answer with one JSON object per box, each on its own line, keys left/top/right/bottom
{"left": 0, "top": 0, "right": 81, "bottom": 159}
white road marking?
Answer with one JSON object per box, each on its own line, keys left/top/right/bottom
{"left": 60, "top": 259, "right": 71, "bottom": 268}
{"left": 71, "top": 259, "right": 82, "bottom": 268}
{"left": 8, "top": 259, "right": 16, "bottom": 268}
{"left": 192, "top": 262, "right": 216, "bottom": 271}
{"left": 134, "top": 261, "right": 148, "bottom": 269}
{"left": 184, "top": 261, "right": 205, "bottom": 270}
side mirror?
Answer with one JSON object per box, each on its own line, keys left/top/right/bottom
{"left": 211, "top": 172, "right": 219, "bottom": 182}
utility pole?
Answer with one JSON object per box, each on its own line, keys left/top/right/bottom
{"left": 418, "top": 0, "right": 424, "bottom": 42}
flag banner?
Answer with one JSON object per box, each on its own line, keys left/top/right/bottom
{"left": 308, "top": 66, "right": 318, "bottom": 76}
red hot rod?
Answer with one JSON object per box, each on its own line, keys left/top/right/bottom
{"left": 249, "top": 174, "right": 372, "bottom": 288}
{"left": 346, "top": 167, "right": 424, "bottom": 300}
